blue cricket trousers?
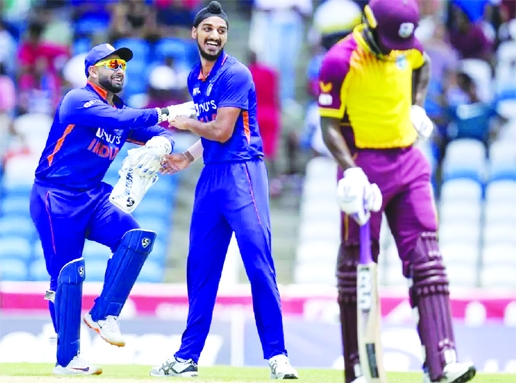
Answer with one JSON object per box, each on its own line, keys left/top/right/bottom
{"left": 176, "top": 158, "right": 287, "bottom": 362}
{"left": 30, "top": 180, "right": 139, "bottom": 294}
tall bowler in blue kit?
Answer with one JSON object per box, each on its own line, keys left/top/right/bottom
{"left": 29, "top": 42, "right": 184, "bottom": 375}
{"left": 153, "top": 1, "right": 298, "bottom": 380}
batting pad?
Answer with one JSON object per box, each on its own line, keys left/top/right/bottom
{"left": 409, "top": 232, "right": 456, "bottom": 382}
{"left": 44, "top": 290, "right": 58, "bottom": 333}
{"left": 89, "top": 229, "right": 156, "bottom": 321}
{"left": 336, "top": 244, "right": 361, "bottom": 383}
{"left": 55, "top": 258, "right": 86, "bottom": 367}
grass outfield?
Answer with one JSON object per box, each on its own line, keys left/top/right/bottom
{"left": 0, "top": 364, "right": 513, "bottom": 383}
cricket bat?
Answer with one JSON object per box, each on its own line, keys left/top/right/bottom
{"left": 357, "top": 220, "right": 387, "bottom": 382}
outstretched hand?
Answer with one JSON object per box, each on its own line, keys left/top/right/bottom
{"left": 169, "top": 116, "right": 191, "bottom": 131}
{"left": 160, "top": 153, "right": 192, "bottom": 175}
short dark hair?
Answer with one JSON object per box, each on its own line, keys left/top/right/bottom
{"left": 28, "top": 22, "right": 44, "bottom": 38}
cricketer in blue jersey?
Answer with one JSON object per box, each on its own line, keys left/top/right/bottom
{"left": 30, "top": 43, "right": 193, "bottom": 375}
{"left": 151, "top": 2, "right": 298, "bottom": 379}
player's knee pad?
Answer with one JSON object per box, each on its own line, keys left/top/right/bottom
{"left": 407, "top": 232, "right": 455, "bottom": 381}
{"left": 408, "top": 232, "right": 450, "bottom": 304}
{"left": 337, "top": 244, "right": 360, "bottom": 304}
{"left": 337, "top": 240, "right": 379, "bottom": 304}
{"left": 55, "top": 258, "right": 86, "bottom": 367}
{"left": 336, "top": 244, "right": 365, "bottom": 383}
{"left": 89, "top": 229, "right": 157, "bottom": 321}
{"left": 44, "top": 290, "right": 58, "bottom": 333}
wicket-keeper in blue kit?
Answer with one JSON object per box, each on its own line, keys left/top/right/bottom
{"left": 30, "top": 43, "right": 191, "bottom": 375}
{"left": 153, "top": 1, "right": 298, "bottom": 379}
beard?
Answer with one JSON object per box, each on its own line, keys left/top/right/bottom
{"left": 197, "top": 40, "right": 224, "bottom": 62}
{"left": 99, "top": 75, "right": 124, "bottom": 94}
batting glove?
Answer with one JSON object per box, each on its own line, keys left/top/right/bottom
{"left": 411, "top": 105, "right": 434, "bottom": 141}
{"left": 337, "top": 167, "right": 382, "bottom": 226}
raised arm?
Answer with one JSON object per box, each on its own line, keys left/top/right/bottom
{"left": 173, "top": 107, "right": 240, "bottom": 143}
{"left": 60, "top": 89, "right": 161, "bottom": 129}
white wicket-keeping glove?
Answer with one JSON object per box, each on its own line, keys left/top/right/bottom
{"left": 165, "top": 101, "right": 197, "bottom": 121}
{"left": 109, "top": 156, "right": 158, "bottom": 213}
{"left": 337, "top": 167, "right": 382, "bottom": 226}
{"left": 411, "top": 105, "right": 434, "bottom": 141}
{"left": 127, "top": 136, "right": 172, "bottom": 175}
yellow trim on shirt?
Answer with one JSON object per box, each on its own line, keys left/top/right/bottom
{"left": 410, "top": 49, "right": 425, "bottom": 69}
{"left": 319, "top": 107, "right": 344, "bottom": 119}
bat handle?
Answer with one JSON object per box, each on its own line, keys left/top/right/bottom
{"left": 359, "top": 220, "right": 373, "bottom": 265}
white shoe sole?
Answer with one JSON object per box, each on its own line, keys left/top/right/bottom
{"left": 53, "top": 365, "right": 102, "bottom": 375}
{"left": 425, "top": 364, "right": 477, "bottom": 383}
{"left": 446, "top": 365, "right": 476, "bottom": 383}
{"left": 83, "top": 314, "right": 125, "bottom": 347}
{"left": 270, "top": 373, "right": 299, "bottom": 379}
{"left": 150, "top": 370, "right": 198, "bottom": 378}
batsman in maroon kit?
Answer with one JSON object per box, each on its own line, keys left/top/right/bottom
{"left": 318, "top": 0, "right": 476, "bottom": 382}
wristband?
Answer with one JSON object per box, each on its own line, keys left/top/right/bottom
{"left": 155, "top": 108, "right": 164, "bottom": 123}
{"left": 183, "top": 151, "right": 195, "bottom": 162}
{"left": 155, "top": 107, "right": 170, "bottom": 124}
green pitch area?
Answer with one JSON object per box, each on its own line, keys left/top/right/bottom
{"left": 0, "top": 363, "right": 513, "bottom": 383}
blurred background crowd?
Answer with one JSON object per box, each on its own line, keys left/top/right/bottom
{"left": 0, "top": 0, "right": 516, "bottom": 291}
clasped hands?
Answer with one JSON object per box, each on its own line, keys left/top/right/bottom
{"left": 164, "top": 102, "right": 196, "bottom": 132}
{"left": 127, "top": 136, "right": 192, "bottom": 177}
{"left": 337, "top": 167, "right": 382, "bottom": 226}
{"left": 159, "top": 102, "right": 200, "bottom": 174}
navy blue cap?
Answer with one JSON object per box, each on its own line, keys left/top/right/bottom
{"left": 84, "top": 43, "right": 133, "bottom": 77}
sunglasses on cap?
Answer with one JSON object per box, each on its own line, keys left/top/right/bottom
{"left": 94, "top": 58, "right": 127, "bottom": 71}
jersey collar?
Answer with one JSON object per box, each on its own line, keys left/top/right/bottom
{"left": 353, "top": 24, "right": 402, "bottom": 61}
{"left": 198, "top": 52, "right": 228, "bottom": 81}
{"left": 86, "top": 81, "right": 124, "bottom": 107}
{"left": 87, "top": 81, "right": 108, "bottom": 99}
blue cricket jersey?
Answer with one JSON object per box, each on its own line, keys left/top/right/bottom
{"left": 187, "top": 53, "right": 264, "bottom": 163}
{"left": 35, "top": 81, "right": 174, "bottom": 190}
